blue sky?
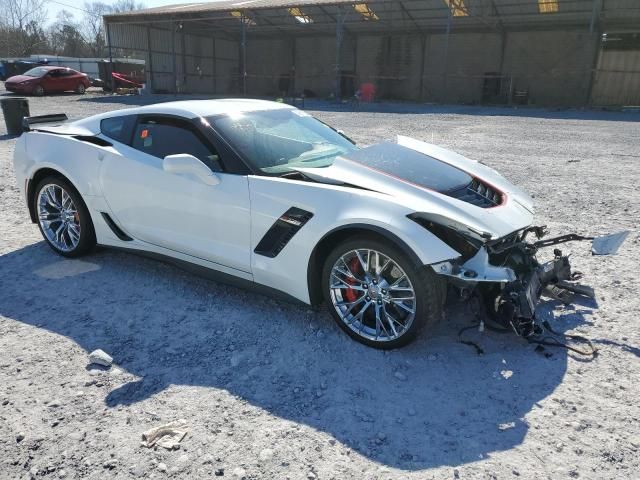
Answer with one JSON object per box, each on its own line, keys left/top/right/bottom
{"left": 47, "top": 0, "right": 196, "bottom": 24}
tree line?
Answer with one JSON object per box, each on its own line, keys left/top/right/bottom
{"left": 0, "top": 0, "right": 145, "bottom": 59}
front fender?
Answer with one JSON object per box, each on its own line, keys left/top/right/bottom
{"left": 248, "top": 176, "right": 461, "bottom": 304}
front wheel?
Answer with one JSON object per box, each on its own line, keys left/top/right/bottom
{"left": 76, "top": 83, "right": 86, "bottom": 94}
{"left": 34, "top": 176, "right": 96, "bottom": 257}
{"left": 33, "top": 84, "right": 44, "bottom": 96}
{"left": 322, "top": 236, "right": 446, "bottom": 349}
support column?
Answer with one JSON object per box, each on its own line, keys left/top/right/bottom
{"left": 335, "top": 6, "right": 346, "bottom": 100}
{"left": 171, "top": 22, "right": 177, "bottom": 94}
{"left": 180, "top": 23, "right": 187, "bottom": 93}
{"left": 290, "top": 37, "right": 296, "bottom": 96}
{"left": 212, "top": 36, "right": 217, "bottom": 94}
{"left": 586, "top": 0, "right": 603, "bottom": 106}
{"left": 146, "top": 26, "right": 153, "bottom": 93}
{"left": 241, "top": 14, "right": 247, "bottom": 96}
{"left": 442, "top": 6, "right": 452, "bottom": 101}
{"left": 106, "top": 22, "right": 113, "bottom": 93}
{"left": 419, "top": 34, "right": 426, "bottom": 102}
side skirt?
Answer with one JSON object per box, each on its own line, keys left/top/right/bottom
{"left": 98, "top": 244, "right": 311, "bottom": 308}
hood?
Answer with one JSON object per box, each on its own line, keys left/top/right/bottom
{"left": 295, "top": 136, "right": 535, "bottom": 241}
{"left": 5, "top": 75, "right": 39, "bottom": 84}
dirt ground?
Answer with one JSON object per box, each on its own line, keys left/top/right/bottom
{"left": 1, "top": 88, "right": 639, "bottom": 480}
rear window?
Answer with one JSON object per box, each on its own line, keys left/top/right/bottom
{"left": 100, "top": 115, "right": 136, "bottom": 145}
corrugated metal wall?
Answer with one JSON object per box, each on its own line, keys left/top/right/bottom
{"left": 108, "top": 21, "right": 638, "bottom": 106}
{"left": 109, "top": 23, "right": 240, "bottom": 94}
{"left": 591, "top": 48, "right": 640, "bottom": 106}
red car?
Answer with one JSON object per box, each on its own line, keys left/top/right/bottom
{"left": 4, "top": 66, "right": 90, "bottom": 96}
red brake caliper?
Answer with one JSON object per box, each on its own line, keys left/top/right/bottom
{"left": 343, "top": 257, "right": 361, "bottom": 303}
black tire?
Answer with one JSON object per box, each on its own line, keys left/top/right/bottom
{"left": 76, "top": 83, "right": 86, "bottom": 94}
{"left": 33, "top": 176, "right": 96, "bottom": 258}
{"left": 33, "top": 84, "right": 44, "bottom": 96}
{"left": 321, "top": 235, "right": 446, "bottom": 349}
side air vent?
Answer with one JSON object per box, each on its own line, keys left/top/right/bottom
{"left": 446, "top": 178, "right": 504, "bottom": 208}
{"left": 101, "top": 212, "right": 133, "bottom": 241}
{"left": 255, "top": 207, "right": 314, "bottom": 258}
{"left": 73, "top": 135, "right": 112, "bottom": 147}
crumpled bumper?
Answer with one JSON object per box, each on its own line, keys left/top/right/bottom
{"left": 430, "top": 229, "right": 629, "bottom": 337}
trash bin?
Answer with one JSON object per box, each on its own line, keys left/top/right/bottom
{"left": 1, "top": 97, "right": 30, "bottom": 136}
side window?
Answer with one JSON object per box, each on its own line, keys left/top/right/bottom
{"left": 100, "top": 115, "right": 137, "bottom": 145}
{"left": 132, "top": 117, "right": 223, "bottom": 172}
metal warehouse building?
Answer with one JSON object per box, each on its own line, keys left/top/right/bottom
{"left": 104, "top": 0, "right": 640, "bottom": 106}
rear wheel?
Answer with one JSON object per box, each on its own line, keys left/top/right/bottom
{"left": 322, "top": 236, "right": 445, "bottom": 349}
{"left": 34, "top": 176, "right": 96, "bottom": 257}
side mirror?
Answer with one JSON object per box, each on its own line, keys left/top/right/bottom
{"left": 163, "top": 154, "right": 219, "bottom": 186}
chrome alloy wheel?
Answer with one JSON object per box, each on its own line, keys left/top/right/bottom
{"left": 37, "top": 184, "right": 81, "bottom": 252}
{"left": 329, "top": 249, "right": 416, "bottom": 342}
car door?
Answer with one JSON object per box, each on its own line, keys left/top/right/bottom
{"left": 99, "top": 114, "right": 252, "bottom": 274}
{"left": 41, "top": 69, "right": 65, "bottom": 92}
{"left": 58, "top": 69, "right": 76, "bottom": 91}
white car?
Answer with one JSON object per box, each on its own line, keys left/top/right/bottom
{"left": 12, "top": 99, "right": 625, "bottom": 349}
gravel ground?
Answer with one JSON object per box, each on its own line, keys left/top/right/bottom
{"left": 1, "top": 88, "right": 639, "bottom": 480}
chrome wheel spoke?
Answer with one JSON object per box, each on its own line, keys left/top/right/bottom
{"left": 377, "top": 257, "right": 391, "bottom": 278}
{"left": 349, "top": 300, "right": 372, "bottom": 326}
{"left": 330, "top": 277, "right": 367, "bottom": 292}
{"left": 39, "top": 211, "right": 60, "bottom": 221}
{"left": 354, "top": 249, "right": 370, "bottom": 278}
{"left": 334, "top": 265, "right": 358, "bottom": 282}
{"left": 45, "top": 186, "right": 61, "bottom": 208}
{"left": 381, "top": 305, "right": 399, "bottom": 338}
{"left": 392, "top": 300, "right": 415, "bottom": 315}
{"left": 61, "top": 190, "right": 71, "bottom": 209}
{"left": 389, "top": 295, "right": 415, "bottom": 301}
{"left": 67, "top": 224, "right": 81, "bottom": 243}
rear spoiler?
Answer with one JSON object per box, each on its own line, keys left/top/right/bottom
{"left": 22, "top": 114, "right": 68, "bottom": 132}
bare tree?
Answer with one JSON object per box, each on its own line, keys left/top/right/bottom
{"left": 0, "top": 0, "right": 48, "bottom": 56}
{"left": 0, "top": 0, "right": 146, "bottom": 58}
{"left": 1, "top": 0, "right": 47, "bottom": 30}
{"left": 111, "top": 0, "right": 146, "bottom": 13}
{"left": 48, "top": 10, "right": 91, "bottom": 57}
{"left": 82, "top": 1, "right": 110, "bottom": 57}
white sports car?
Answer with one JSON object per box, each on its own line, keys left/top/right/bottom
{"left": 12, "top": 99, "right": 626, "bottom": 349}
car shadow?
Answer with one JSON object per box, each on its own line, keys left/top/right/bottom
{"left": 0, "top": 241, "right": 606, "bottom": 470}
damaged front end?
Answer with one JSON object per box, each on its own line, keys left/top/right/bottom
{"left": 414, "top": 216, "right": 629, "bottom": 338}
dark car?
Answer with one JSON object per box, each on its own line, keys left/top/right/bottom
{"left": 4, "top": 66, "right": 90, "bottom": 96}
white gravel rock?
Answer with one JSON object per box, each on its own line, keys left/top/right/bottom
{"left": 88, "top": 349, "right": 113, "bottom": 367}
{"left": 232, "top": 467, "right": 247, "bottom": 478}
{"left": 258, "top": 448, "right": 274, "bottom": 461}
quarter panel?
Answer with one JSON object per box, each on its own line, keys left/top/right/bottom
{"left": 24, "top": 132, "right": 106, "bottom": 197}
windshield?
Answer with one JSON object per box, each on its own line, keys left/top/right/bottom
{"left": 208, "top": 109, "right": 357, "bottom": 175}
{"left": 22, "top": 67, "right": 49, "bottom": 78}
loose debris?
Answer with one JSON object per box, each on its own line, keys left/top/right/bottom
{"left": 141, "top": 419, "right": 189, "bottom": 450}
{"left": 89, "top": 349, "right": 113, "bottom": 367}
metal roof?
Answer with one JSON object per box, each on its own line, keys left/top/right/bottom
{"left": 104, "top": 0, "right": 640, "bottom": 35}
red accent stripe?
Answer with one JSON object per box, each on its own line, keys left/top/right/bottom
{"left": 341, "top": 157, "right": 507, "bottom": 209}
